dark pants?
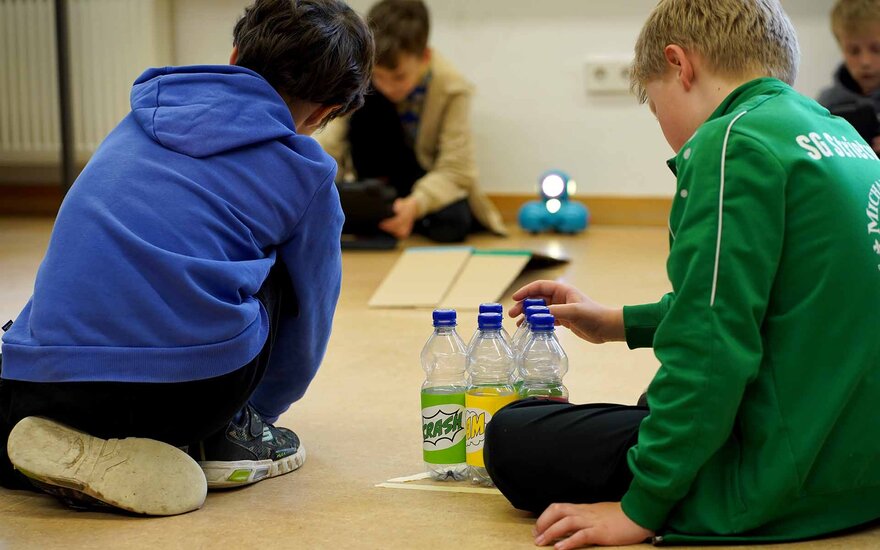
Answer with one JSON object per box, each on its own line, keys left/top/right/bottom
{"left": 483, "top": 399, "right": 649, "bottom": 514}
{"left": 348, "top": 90, "right": 477, "bottom": 243}
{"left": 0, "top": 265, "right": 290, "bottom": 491}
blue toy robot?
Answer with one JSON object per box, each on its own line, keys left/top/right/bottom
{"left": 518, "top": 170, "right": 590, "bottom": 234}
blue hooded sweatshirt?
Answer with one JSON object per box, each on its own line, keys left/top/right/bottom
{"left": 0, "top": 65, "right": 343, "bottom": 422}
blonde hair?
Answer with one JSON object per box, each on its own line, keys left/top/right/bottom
{"left": 831, "top": 0, "right": 880, "bottom": 41}
{"left": 630, "top": 0, "right": 800, "bottom": 103}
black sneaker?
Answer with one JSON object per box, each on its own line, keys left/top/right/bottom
{"left": 7, "top": 417, "right": 207, "bottom": 515}
{"left": 190, "top": 404, "right": 306, "bottom": 489}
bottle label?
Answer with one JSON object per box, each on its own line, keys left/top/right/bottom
{"left": 465, "top": 391, "right": 519, "bottom": 468}
{"left": 519, "top": 383, "right": 569, "bottom": 401}
{"left": 421, "top": 391, "right": 466, "bottom": 465}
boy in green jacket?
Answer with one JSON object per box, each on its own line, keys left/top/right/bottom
{"left": 483, "top": 0, "right": 880, "bottom": 547}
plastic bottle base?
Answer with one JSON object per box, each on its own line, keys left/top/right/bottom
{"left": 469, "top": 466, "right": 495, "bottom": 487}
{"left": 426, "top": 464, "right": 469, "bottom": 481}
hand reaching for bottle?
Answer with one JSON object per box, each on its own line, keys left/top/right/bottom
{"left": 509, "top": 280, "right": 625, "bottom": 344}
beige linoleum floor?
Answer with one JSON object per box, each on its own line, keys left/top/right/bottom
{"left": 0, "top": 217, "right": 878, "bottom": 549}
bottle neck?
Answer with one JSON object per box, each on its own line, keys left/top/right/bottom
{"left": 522, "top": 330, "right": 557, "bottom": 354}
{"left": 470, "top": 328, "right": 513, "bottom": 385}
{"left": 434, "top": 325, "right": 457, "bottom": 334}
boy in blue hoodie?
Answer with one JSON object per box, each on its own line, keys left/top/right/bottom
{"left": 0, "top": 0, "right": 372, "bottom": 516}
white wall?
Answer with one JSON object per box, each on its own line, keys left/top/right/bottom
{"left": 173, "top": 0, "right": 841, "bottom": 197}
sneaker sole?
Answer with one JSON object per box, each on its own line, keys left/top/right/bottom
{"left": 7, "top": 416, "right": 207, "bottom": 516}
{"left": 199, "top": 445, "right": 306, "bottom": 489}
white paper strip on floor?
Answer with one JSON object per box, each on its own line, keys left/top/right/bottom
{"left": 376, "top": 472, "right": 501, "bottom": 494}
{"left": 375, "top": 482, "right": 501, "bottom": 495}
{"left": 385, "top": 472, "right": 433, "bottom": 483}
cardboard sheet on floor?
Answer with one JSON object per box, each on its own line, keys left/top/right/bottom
{"left": 367, "top": 246, "right": 474, "bottom": 308}
{"left": 368, "top": 247, "right": 568, "bottom": 309}
{"left": 440, "top": 251, "right": 531, "bottom": 310}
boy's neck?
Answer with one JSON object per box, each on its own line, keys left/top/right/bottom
{"left": 400, "top": 62, "right": 431, "bottom": 101}
{"left": 696, "top": 72, "right": 768, "bottom": 121}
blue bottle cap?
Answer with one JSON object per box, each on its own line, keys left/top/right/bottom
{"left": 523, "top": 298, "right": 547, "bottom": 309}
{"left": 529, "top": 313, "right": 556, "bottom": 331}
{"left": 524, "top": 305, "right": 550, "bottom": 320}
{"left": 479, "top": 303, "right": 504, "bottom": 314}
{"left": 477, "top": 312, "right": 503, "bottom": 330}
{"left": 432, "top": 309, "right": 457, "bottom": 327}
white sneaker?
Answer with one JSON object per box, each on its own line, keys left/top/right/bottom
{"left": 7, "top": 416, "right": 207, "bottom": 516}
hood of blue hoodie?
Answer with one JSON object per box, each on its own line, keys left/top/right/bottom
{"left": 130, "top": 65, "right": 296, "bottom": 158}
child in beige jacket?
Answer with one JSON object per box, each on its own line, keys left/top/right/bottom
{"left": 317, "top": 0, "right": 506, "bottom": 242}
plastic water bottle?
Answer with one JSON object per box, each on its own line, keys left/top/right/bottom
{"left": 466, "top": 303, "right": 511, "bottom": 352}
{"left": 511, "top": 305, "right": 551, "bottom": 393}
{"left": 511, "top": 297, "right": 546, "bottom": 345}
{"left": 519, "top": 313, "right": 569, "bottom": 401}
{"left": 511, "top": 305, "right": 551, "bottom": 356}
{"left": 465, "top": 312, "right": 518, "bottom": 486}
{"left": 421, "top": 309, "right": 468, "bottom": 480}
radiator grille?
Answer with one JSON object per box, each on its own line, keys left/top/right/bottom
{"left": 0, "top": 0, "right": 171, "bottom": 164}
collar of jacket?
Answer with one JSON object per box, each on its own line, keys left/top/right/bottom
{"left": 665, "top": 77, "right": 788, "bottom": 175}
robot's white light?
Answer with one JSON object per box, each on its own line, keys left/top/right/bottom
{"left": 546, "top": 198, "right": 562, "bottom": 214}
{"left": 567, "top": 179, "right": 577, "bottom": 196}
{"left": 542, "top": 175, "right": 565, "bottom": 198}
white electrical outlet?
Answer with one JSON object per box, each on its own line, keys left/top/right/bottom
{"left": 585, "top": 56, "right": 632, "bottom": 95}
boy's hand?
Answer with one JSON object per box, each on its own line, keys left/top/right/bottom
{"left": 872, "top": 136, "right": 880, "bottom": 155}
{"left": 378, "top": 197, "right": 419, "bottom": 239}
{"left": 534, "top": 502, "right": 654, "bottom": 549}
{"left": 510, "top": 280, "right": 625, "bottom": 344}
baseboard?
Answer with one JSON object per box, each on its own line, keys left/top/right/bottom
{"left": 488, "top": 194, "right": 671, "bottom": 227}
{"left": 0, "top": 184, "right": 64, "bottom": 216}
{"left": 0, "top": 185, "right": 672, "bottom": 227}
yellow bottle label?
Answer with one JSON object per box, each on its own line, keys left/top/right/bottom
{"left": 465, "top": 390, "right": 518, "bottom": 468}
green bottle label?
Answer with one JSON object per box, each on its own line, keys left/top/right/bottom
{"left": 421, "top": 390, "right": 466, "bottom": 465}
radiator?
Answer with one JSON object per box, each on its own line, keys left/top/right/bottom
{"left": 0, "top": 0, "right": 172, "bottom": 164}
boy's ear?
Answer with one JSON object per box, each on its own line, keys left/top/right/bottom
{"left": 664, "top": 45, "right": 695, "bottom": 92}
{"left": 229, "top": 46, "right": 239, "bottom": 65}
{"left": 305, "top": 104, "right": 341, "bottom": 129}
{"left": 421, "top": 47, "right": 432, "bottom": 65}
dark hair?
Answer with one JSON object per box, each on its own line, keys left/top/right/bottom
{"left": 233, "top": 0, "right": 374, "bottom": 120}
{"left": 367, "top": 0, "right": 429, "bottom": 69}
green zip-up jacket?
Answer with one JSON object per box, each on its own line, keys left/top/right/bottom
{"left": 621, "top": 78, "right": 880, "bottom": 544}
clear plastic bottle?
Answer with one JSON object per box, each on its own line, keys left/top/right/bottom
{"left": 420, "top": 309, "right": 468, "bottom": 480}
{"left": 511, "top": 305, "right": 551, "bottom": 393}
{"left": 466, "top": 303, "right": 512, "bottom": 352}
{"left": 511, "top": 305, "right": 551, "bottom": 356}
{"left": 465, "top": 312, "right": 518, "bottom": 486}
{"left": 519, "top": 313, "right": 569, "bottom": 402}
{"left": 510, "top": 297, "right": 546, "bottom": 346}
